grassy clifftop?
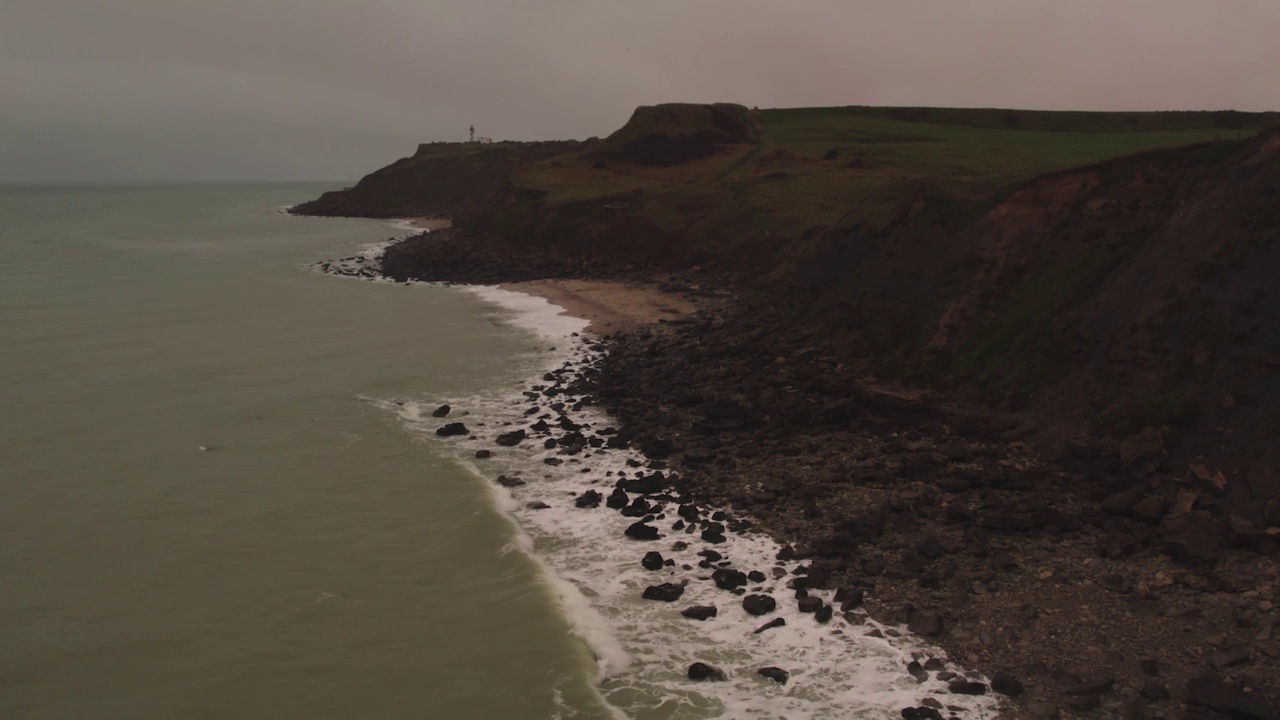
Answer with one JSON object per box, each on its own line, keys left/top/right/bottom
{"left": 457, "top": 104, "right": 1273, "bottom": 264}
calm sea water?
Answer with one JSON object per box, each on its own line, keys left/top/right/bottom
{"left": 0, "top": 184, "right": 1000, "bottom": 720}
{"left": 0, "top": 184, "right": 610, "bottom": 719}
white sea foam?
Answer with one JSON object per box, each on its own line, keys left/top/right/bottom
{"left": 381, "top": 289, "right": 1005, "bottom": 719}
{"left": 464, "top": 285, "right": 591, "bottom": 341}
{"left": 383, "top": 218, "right": 428, "bottom": 236}
{"left": 297, "top": 217, "right": 441, "bottom": 280}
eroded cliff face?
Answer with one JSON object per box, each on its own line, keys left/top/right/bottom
{"left": 778, "top": 130, "right": 1280, "bottom": 469}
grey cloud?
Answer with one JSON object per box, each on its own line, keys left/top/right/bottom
{"left": 3, "top": 0, "right": 1277, "bottom": 181}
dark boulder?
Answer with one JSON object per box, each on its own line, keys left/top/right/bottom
{"left": 1162, "top": 510, "right": 1222, "bottom": 563}
{"left": 625, "top": 521, "right": 661, "bottom": 540}
{"left": 681, "top": 605, "right": 718, "bottom": 621}
{"left": 712, "top": 568, "right": 748, "bottom": 591}
{"left": 743, "top": 594, "right": 777, "bottom": 616}
{"left": 908, "top": 610, "right": 944, "bottom": 636}
{"left": 431, "top": 404, "right": 451, "bottom": 417}
{"left": 620, "top": 497, "right": 654, "bottom": 518}
{"left": 474, "top": 449, "right": 492, "bottom": 459}
{"left": 753, "top": 617, "right": 786, "bottom": 634}
{"left": 814, "top": 604, "right": 833, "bottom": 623}
{"left": 495, "top": 429, "right": 527, "bottom": 446}
{"left": 496, "top": 475, "right": 525, "bottom": 487}
{"left": 436, "top": 422, "right": 468, "bottom": 437}
{"left": 758, "top": 666, "right": 790, "bottom": 684}
{"left": 701, "top": 530, "right": 727, "bottom": 544}
{"left": 1186, "top": 677, "right": 1276, "bottom": 720}
{"left": 642, "top": 551, "right": 665, "bottom": 571}
{"left": 606, "top": 488, "right": 629, "bottom": 509}
{"left": 642, "top": 583, "right": 685, "bottom": 602}
{"left": 687, "top": 662, "right": 726, "bottom": 681}
{"left": 574, "top": 490, "right": 602, "bottom": 508}
{"left": 797, "top": 596, "right": 823, "bottom": 613}
{"left": 991, "top": 672, "right": 1024, "bottom": 696}
{"left": 1096, "top": 532, "right": 1140, "bottom": 559}
{"left": 838, "top": 588, "right": 865, "bottom": 611}
{"left": 948, "top": 680, "right": 987, "bottom": 695}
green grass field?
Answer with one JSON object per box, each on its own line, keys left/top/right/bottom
{"left": 487, "top": 104, "right": 1279, "bottom": 245}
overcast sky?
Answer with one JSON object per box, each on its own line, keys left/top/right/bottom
{"left": 3, "top": 0, "right": 1277, "bottom": 182}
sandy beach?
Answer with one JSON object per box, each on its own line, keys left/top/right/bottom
{"left": 411, "top": 217, "right": 452, "bottom": 231}
{"left": 501, "top": 279, "right": 698, "bottom": 334}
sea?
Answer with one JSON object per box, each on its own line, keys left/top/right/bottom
{"left": 0, "top": 183, "right": 1000, "bottom": 719}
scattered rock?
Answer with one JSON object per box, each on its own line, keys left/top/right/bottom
{"left": 797, "top": 596, "right": 823, "bottom": 613}
{"left": 1162, "top": 510, "right": 1222, "bottom": 563}
{"left": 436, "top": 422, "right": 468, "bottom": 437}
{"left": 908, "top": 609, "right": 944, "bottom": 636}
{"left": 574, "top": 490, "right": 602, "bottom": 508}
{"left": 713, "top": 568, "right": 748, "bottom": 591}
{"left": 757, "top": 666, "right": 789, "bottom": 684}
{"left": 742, "top": 594, "right": 777, "bottom": 616}
{"left": 991, "top": 672, "right": 1024, "bottom": 696}
{"left": 687, "top": 662, "right": 727, "bottom": 681}
{"left": 1120, "top": 426, "right": 1166, "bottom": 476}
{"left": 1186, "top": 676, "right": 1276, "bottom": 720}
{"left": 642, "top": 551, "right": 665, "bottom": 571}
{"left": 495, "top": 429, "right": 527, "bottom": 446}
{"left": 901, "top": 708, "right": 944, "bottom": 720}
{"left": 947, "top": 680, "right": 986, "bottom": 695}
{"left": 625, "top": 521, "right": 661, "bottom": 540}
{"left": 642, "top": 583, "right": 685, "bottom": 602}
{"left": 431, "top": 404, "right": 451, "bottom": 417}
{"left": 681, "top": 605, "right": 718, "bottom": 620}
{"left": 474, "top": 449, "right": 492, "bottom": 459}
{"left": 753, "top": 617, "right": 786, "bottom": 634}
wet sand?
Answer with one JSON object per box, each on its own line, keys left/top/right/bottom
{"left": 501, "top": 279, "right": 697, "bottom": 334}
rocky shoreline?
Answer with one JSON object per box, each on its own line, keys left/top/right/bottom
{"left": 425, "top": 315, "right": 1004, "bottom": 719}
{"left": 318, "top": 233, "right": 1280, "bottom": 720}
{"left": 579, "top": 302, "right": 1280, "bottom": 720}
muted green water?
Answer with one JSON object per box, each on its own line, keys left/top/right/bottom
{"left": 0, "top": 185, "right": 612, "bottom": 719}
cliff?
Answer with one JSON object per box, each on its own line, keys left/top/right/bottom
{"left": 297, "top": 105, "right": 1280, "bottom": 467}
